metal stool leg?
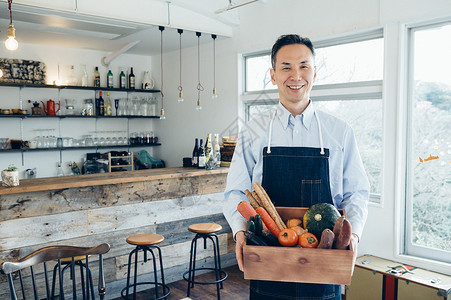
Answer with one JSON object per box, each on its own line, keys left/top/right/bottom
{"left": 155, "top": 246, "right": 168, "bottom": 300}
{"left": 212, "top": 234, "right": 224, "bottom": 289}
{"left": 187, "top": 235, "right": 196, "bottom": 297}
{"left": 147, "top": 247, "right": 159, "bottom": 299}
{"left": 208, "top": 235, "right": 221, "bottom": 300}
{"left": 191, "top": 235, "right": 199, "bottom": 288}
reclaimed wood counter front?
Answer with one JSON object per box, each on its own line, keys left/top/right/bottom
{"left": 0, "top": 167, "right": 234, "bottom": 299}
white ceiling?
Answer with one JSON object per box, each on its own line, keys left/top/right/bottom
{"left": 0, "top": 0, "right": 259, "bottom": 56}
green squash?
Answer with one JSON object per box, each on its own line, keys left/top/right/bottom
{"left": 303, "top": 203, "right": 341, "bottom": 240}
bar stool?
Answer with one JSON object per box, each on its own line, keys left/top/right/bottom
{"left": 51, "top": 255, "right": 94, "bottom": 299}
{"left": 121, "top": 233, "right": 170, "bottom": 300}
{"left": 183, "top": 223, "right": 228, "bottom": 300}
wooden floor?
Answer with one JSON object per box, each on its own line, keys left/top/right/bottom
{"left": 112, "top": 264, "right": 249, "bottom": 300}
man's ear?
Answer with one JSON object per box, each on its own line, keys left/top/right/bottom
{"left": 313, "top": 66, "right": 317, "bottom": 82}
{"left": 270, "top": 68, "right": 276, "bottom": 85}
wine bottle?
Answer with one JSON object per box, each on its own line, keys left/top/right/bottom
{"left": 198, "top": 138, "right": 206, "bottom": 168}
{"left": 214, "top": 133, "right": 221, "bottom": 168}
{"left": 94, "top": 66, "right": 100, "bottom": 87}
{"left": 119, "top": 70, "right": 126, "bottom": 89}
{"left": 205, "top": 133, "right": 216, "bottom": 170}
{"left": 129, "top": 67, "right": 135, "bottom": 89}
{"left": 105, "top": 91, "right": 112, "bottom": 116}
{"left": 107, "top": 69, "right": 113, "bottom": 88}
{"left": 98, "top": 91, "right": 105, "bottom": 116}
{"left": 192, "top": 138, "right": 199, "bottom": 167}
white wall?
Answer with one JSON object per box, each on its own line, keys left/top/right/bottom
{"left": 0, "top": 43, "right": 158, "bottom": 177}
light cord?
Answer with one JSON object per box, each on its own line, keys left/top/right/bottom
{"left": 160, "top": 27, "right": 164, "bottom": 109}
{"left": 8, "top": 0, "right": 12, "bottom": 24}
{"left": 178, "top": 29, "right": 183, "bottom": 92}
{"left": 196, "top": 33, "right": 204, "bottom": 102}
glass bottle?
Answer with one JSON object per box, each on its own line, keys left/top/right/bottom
{"left": 119, "top": 70, "right": 126, "bottom": 89}
{"left": 94, "top": 66, "right": 101, "bottom": 87}
{"left": 105, "top": 91, "right": 112, "bottom": 116}
{"left": 197, "top": 138, "right": 205, "bottom": 169}
{"left": 214, "top": 133, "right": 221, "bottom": 168}
{"left": 98, "top": 91, "right": 105, "bottom": 116}
{"left": 192, "top": 138, "right": 199, "bottom": 168}
{"left": 68, "top": 65, "right": 77, "bottom": 86}
{"left": 57, "top": 163, "right": 64, "bottom": 177}
{"left": 129, "top": 67, "right": 135, "bottom": 89}
{"left": 81, "top": 64, "right": 88, "bottom": 87}
{"left": 205, "top": 133, "right": 216, "bottom": 170}
{"left": 107, "top": 69, "right": 113, "bottom": 88}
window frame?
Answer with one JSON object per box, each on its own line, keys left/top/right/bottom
{"left": 403, "top": 20, "right": 451, "bottom": 264}
{"left": 241, "top": 29, "right": 384, "bottom": 204}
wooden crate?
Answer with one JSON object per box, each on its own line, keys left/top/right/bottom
{"left": 243, "top": 207, "right": 355, "bottom": 285}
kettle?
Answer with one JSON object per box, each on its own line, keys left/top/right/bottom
{"left": 41, "top": 99, "right": 60, "bottom": 115}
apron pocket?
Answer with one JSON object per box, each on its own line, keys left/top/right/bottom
{"left": 300, "top": 180, "right": 322, "bottom": 207}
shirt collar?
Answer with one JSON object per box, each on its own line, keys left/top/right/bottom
{"left": 276, "top": 101, "right": 315, "bottom": 130}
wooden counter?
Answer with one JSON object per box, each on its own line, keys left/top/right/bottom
{"left": 0, "top": 167, "right": 235, "bottom": 299}
{"left": 0, "top": 167, "right": 229, "bottom": 195}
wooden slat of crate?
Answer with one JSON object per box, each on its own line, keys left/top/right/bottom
{"left": 243, "top": 206, "right": 354, "bottom": 285}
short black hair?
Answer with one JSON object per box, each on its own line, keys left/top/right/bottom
{"left": 271, "top": 34, "right": 315, "bottom": 68}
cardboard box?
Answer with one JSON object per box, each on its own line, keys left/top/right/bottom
{"left": 243, "top": 207, "right": 355, "bottom": 285}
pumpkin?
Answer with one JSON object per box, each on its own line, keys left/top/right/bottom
{"left": 303, "top": 203, "right": 341, "bottom": 241}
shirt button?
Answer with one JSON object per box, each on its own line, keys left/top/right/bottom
{"left": 294, "top": 130, "right": 299, "bottom": 134}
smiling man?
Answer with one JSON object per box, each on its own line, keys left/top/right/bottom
{"left": 223, "top": 34, "right": 370, "bottom": 299}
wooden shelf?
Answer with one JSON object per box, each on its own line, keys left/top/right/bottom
{"left": 108, "top": 152, "right": 134, "bottom": 172}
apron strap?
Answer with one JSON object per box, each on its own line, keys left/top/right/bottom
{"left": 266, "top": 103, "right": 325, "bottom": 155}
{"left": 314, "top": 110, "right": 325, "bottom": 155}
{"left": 266, "top": 109, "right": 277, "bottom": 154}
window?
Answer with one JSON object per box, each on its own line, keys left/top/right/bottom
{"left": 405, "top": 22, "right": 451, "bottom": 263}
{"left": 242, "top": 31, "right": 384, "bottom": 201}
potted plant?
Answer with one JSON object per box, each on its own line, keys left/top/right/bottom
{"left": 1, "top": 164, "right": 19, "bottom": 187}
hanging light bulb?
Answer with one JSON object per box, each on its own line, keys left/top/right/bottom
{"left": 211, "top": 34, "right": 218, "bottom": 99}
{"left": 159, "top": 26, "right": 166, "bottom": 120}
{"left": 5, "top": 0, "right": 18, "bottom": 51}
{"left": 196, "top": 32, "right": 204, "bottom": 111}
{"left": 177, "top": 29, "right": 184, "bottom": 103}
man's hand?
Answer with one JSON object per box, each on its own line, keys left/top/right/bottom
{"left": 235, "top": 231, "right": 246, "bottom": 272}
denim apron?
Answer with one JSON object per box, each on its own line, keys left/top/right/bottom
{"left": 249, "top": 109, "right": 341, "bottom": 300}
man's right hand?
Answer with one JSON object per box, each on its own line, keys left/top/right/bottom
{"left": 235, "top": 231, "right": 246, "bottom": 272}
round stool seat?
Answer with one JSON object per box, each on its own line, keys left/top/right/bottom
{"left": 188, "top": 223, "right": 222, "bottom": 234}
{"left": 126, "top": 233, "right": 164, "bottom": 246}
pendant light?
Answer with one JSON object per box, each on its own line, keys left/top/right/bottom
{"left": 5, "top": 0, "right": 18, "bottom": 51}
{"left": 177, "top": 29, "right": 184, "bottom": 103}
{"left": 196, "top": 32, "right": 204, "bottom": 111}
{"left": 159, "top": 26, "right": 166, "bottom": 120}
{"left": 211, "top": 34, "right": 218, "bottom": 99}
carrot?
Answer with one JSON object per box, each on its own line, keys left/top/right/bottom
{"left": 237, "top": 201, "right": 268, "bottom": 230}
{"left": 256, "top": 206, "right": 281, "bottom": 236}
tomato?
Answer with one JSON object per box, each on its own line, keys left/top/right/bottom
{"left": 298, "top": 232, "right": 318, "bottom": 248}
{"left": 278, "top": 228, "right": 298, "bottom": 247}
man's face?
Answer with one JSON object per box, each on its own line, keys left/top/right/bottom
{"left": 270, "top": 44, "right": 317, "bottom": 106}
